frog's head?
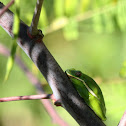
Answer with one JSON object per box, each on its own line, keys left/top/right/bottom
{"left": 65, "top": 68, "right": 82, "bottom": 78}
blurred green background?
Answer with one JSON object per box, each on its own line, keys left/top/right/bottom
{"left": 0, "top": 0, "right": 126, "bottom": 126}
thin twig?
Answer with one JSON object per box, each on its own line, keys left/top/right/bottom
{"left": 0, "top": 94, "right": 52, "bottom": 102}
{"left": 0, "top": 0, "right": 14, "bottom": 17}
{"left": 29, "top": 0, "right": 44, "bottom": 35}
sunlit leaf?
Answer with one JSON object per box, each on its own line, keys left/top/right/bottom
{"left": 39, "top": 7, "right": 48, "bottom": 28}
{"left": 119, "top": 61, "right": 126, "bottom": 78}
{"left": 91, "top": 0, "right": 105, "bottom": 33}
{"left": 92, "top": 15, "right": 104, "bottom": 33}
{"left": 4, "top": 0, "right": 20, "bottom": 82}
{"left": 116, "top": 0, "right": 126, "bottom": 32}
{"left": 63, "top": 19, "right": 79, "bottom": 41}
{"left": 65, "top": 0, "right": 78, "bottom": 17}
{"left": 79, "top": 0, "right": 90, "bottom": 13}
{"left": 103, "top": 12, "right": 115, "bottom": 33}
{"left": 4, "top": 42, "right": 17, "bottom": 81}
{"left": 13, "top": 0, "right": 20, "bottom": 37}
{"left": 54, "top": 0, "right": 64, "bottom": 18}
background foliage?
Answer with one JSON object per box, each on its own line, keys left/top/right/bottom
{"left": 0, "top": 0, "right": 126, "bottom": 126}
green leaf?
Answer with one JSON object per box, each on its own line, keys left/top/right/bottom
{"left": 79, "top": 0, "right": 90, "bottom": 13}
{"left": 4, "top": 42, "right": 17, "bottom": 81}
{"left": 39, "top": 7, "right": 49, "bottom": 28}
{"left": 119, "top": 61, "right": 126, "bottom": 78}
{"left": 65, "top": 0, "right": 78, "bottom": 16}
{"left": 54, "top": 0, "right": 64, "bottom": 18}
{"left": 4, "top": 0, "right": 20, "bottom": 82}
{"left": 13, "top": 0, "right": 20, "bottom": 37}
{"left": 63, "top": 19, "right": 79, "bottom": 41}
{"left": 92, "top": 15, "right": 104, "bottom": 33}
{"left": 116, "top": 0, "right": 126, "bottom": 32}
{"left": 103, "top": 12, "right": 115, "bottom": 33}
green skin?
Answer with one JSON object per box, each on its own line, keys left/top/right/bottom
{"left": 65, "top": 69, "right": 106, "bottom": 121}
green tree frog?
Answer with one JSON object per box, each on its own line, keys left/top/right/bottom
{"left": 65, "top": 69, "right": 106, "bottom": 121}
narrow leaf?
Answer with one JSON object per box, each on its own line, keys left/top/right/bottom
{"left": 63, "top": 19, "right": 79, "bottom": 41}
{"left": 4, "top": 0, "right": 20, "bottom": 82}
{"left": 65, "top": 0, "right": 78, "bottom": 16}
{"left": 54, "top": 0, "right": 64, "bottom": 18}
{"left": 120, "top": 61, "right": 126, "bottom": 78}
{"left": 4, "top": 42, "right": 17, "bottom": 81}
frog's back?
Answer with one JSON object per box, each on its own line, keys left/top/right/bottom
{"left": 81, "top": 74, "right": 104, "bottom": 100}
{"left": 81, "top": 73, "right": 106, "bottom": 117}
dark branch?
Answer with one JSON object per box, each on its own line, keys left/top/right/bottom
{"left": 0, "top": 2, "right": 105, "bottom": 126}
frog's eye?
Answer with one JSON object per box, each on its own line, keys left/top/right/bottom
{"left": 75, "top": 71, "right": 82, "bottom": 77}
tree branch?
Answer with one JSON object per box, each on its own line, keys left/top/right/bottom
{"left": 0, "top": 2, "right": 105, "bottom": 126}
{"left": 0, "top": 43, "right": 69, "bottom": 126}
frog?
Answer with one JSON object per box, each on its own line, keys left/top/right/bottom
{"left": 65, "top": 68, "right": 106, "bottom": 121}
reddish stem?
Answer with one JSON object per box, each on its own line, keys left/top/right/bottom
{"left": 0, "top": 94, "right": 52, "bottom": 102}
